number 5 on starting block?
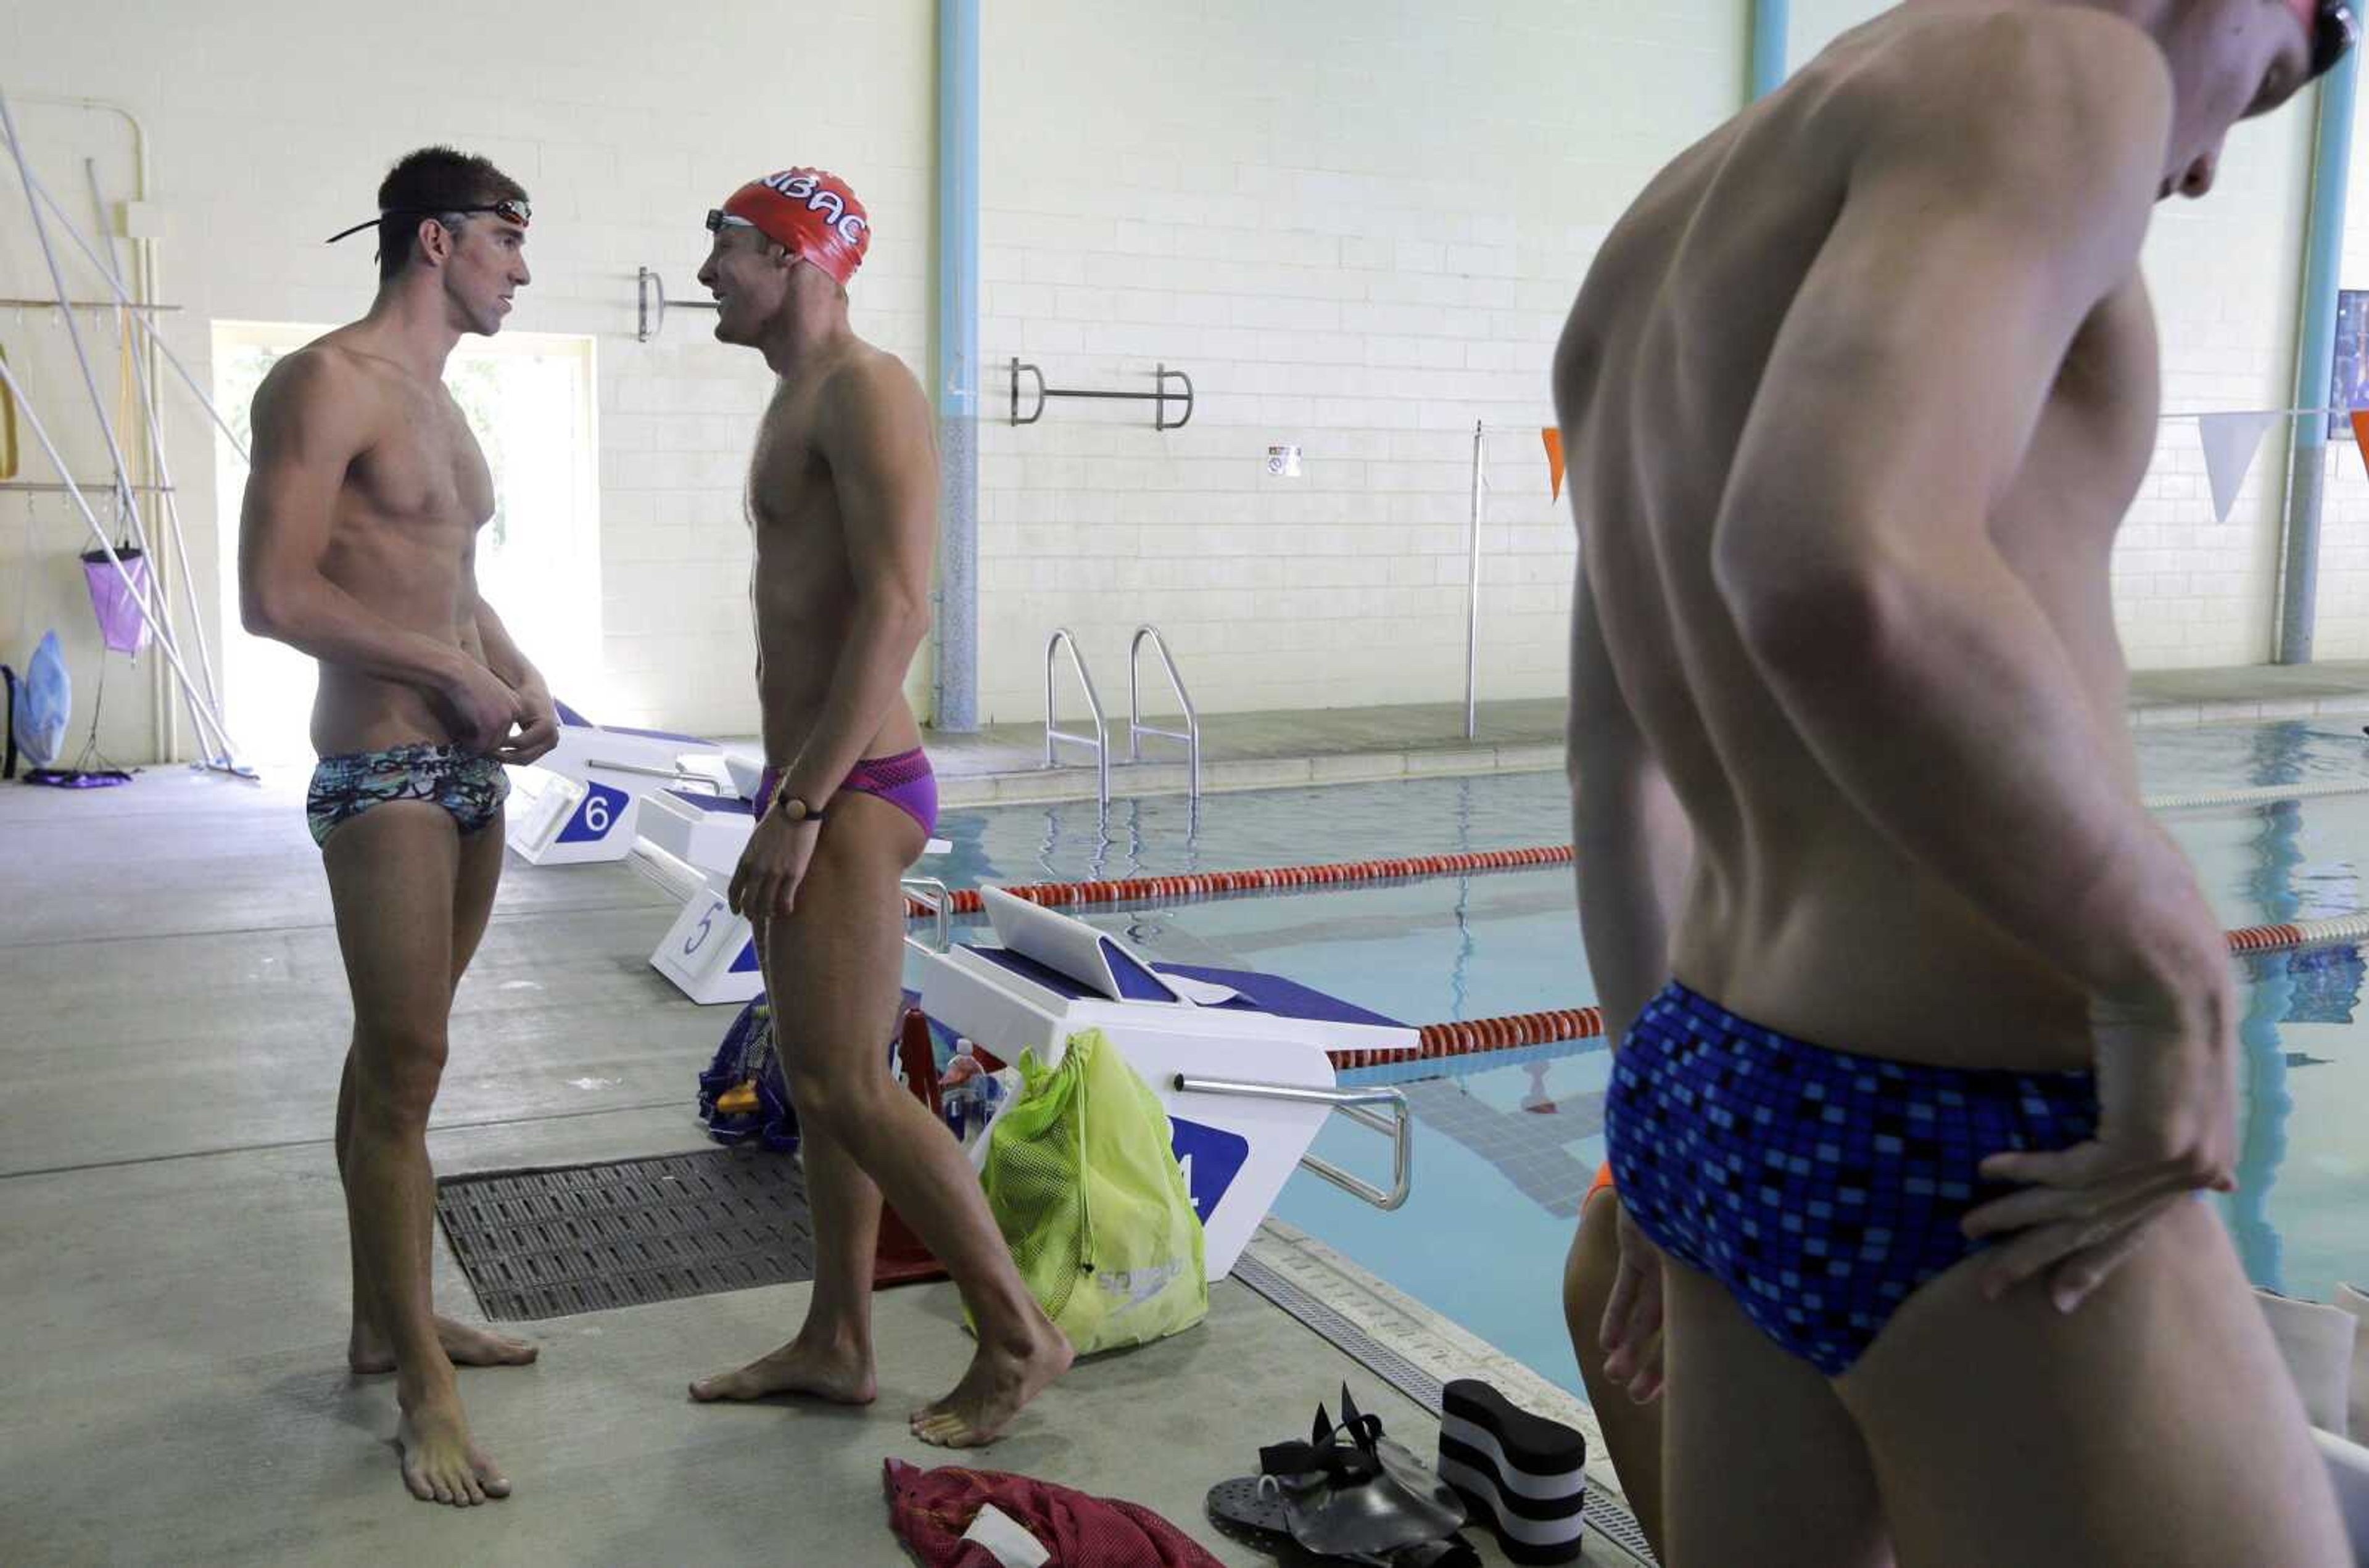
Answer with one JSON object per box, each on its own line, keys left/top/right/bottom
{"left": 651, "top": 889, "right": 764, "bottom": 1005}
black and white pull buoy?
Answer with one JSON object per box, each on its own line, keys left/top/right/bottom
{"left": 1436, "top": 1379, "right": 1589, "bottom": 1565}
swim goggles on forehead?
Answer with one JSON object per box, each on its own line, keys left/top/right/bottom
{"left": 2306, "top": 1, "right": 2360, "bottom": 81}
{"left": 705, "top": 208, "right": 756, "bottom": 233}
{"left": 324, "top": 199, "right": 532, "bottom": 245}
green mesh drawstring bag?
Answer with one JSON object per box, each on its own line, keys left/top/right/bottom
{"left": 977, "top": 1028, "right": 1208, "bottom": 1355}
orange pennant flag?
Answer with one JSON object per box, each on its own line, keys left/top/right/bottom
{"left": 1542, "top": 427, "right": 1566, "bottom": 501}
{"left": 2351, "top": 410, "right": 2369, "bottom": 481}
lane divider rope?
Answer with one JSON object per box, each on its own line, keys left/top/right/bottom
{"left": 2145, "top": 779, "right": 2369, "bottom": 811}
{"left": 903, "top": 844, "right": 1575, "bottom": 918}
{"left": 1339, "top": 915, "right": 2369, "bottom": 1067}
{"left": 906, "top": 777, "right": 2367, "bottom": 918}
{"left": 901, "top": 807, "right": 2369, "bottom": 1065}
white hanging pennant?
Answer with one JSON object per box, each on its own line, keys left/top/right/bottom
{"left": 2197, "top": 411, "right": 2282, "bottom": 523}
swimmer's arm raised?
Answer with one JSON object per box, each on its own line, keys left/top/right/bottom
{"left": 773, "top": 356, "right": 935, "bottom": 814}
{"left": 1711, "top": 27, "right": 2225, "bottom": 1005}
{"left": 1568, "top": 560, "right": 1692, "bottom": 1044}
{"left": 236, "top": 354, "right": 478, "bottom": 697}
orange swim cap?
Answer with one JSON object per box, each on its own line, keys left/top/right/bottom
{"left": 719, "top": 168, "right": 870, "bottom": 286}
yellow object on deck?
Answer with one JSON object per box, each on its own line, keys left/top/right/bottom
{"left": 0, "top": 342, "right": 17, "bottom": 481}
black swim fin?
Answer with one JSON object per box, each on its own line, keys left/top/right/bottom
{"left": 1230, "top": 1385, "right": 1471, "bottom": 1562}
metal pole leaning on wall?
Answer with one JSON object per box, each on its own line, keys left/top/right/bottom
{"left": 68, "top": 141, "right": 229, "bottom": 750}
{"left": 1, "top": 97, "right": 252, "bottom": 774}
{"left": 1, "top": 87, "right": 214, "bottom": 765}
{"left": 14, "top": 170, "right": 250, "bottom": 463}
{"left": 0, "top": 353, "right": 241, "bottom": 764}
{"left": 1465, "top": 421, "right": 1483, "bottom": 741}
{"left": 0, "top": 91, "right": 141, "bottom": 515}
{"left": 932, "top": 0, "right": 982, "bottom": 732}
{"left": 2276, "top": 51, "right": 2359, "bottom": 665}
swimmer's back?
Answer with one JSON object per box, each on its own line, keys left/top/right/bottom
{"left": 1556, "top": 7, "right": 2173, "bottom": 1071}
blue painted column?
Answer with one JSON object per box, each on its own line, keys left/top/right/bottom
{"left": 2278, "top": 52, "right": 2359, "bottom": 664}
{"left": 2230, "top": 724, "right": 2310, "bottom": 1289}
{"left": 1750, "top": 0, "right": 1789, "bottom": 101}
{"left": 933, "top": 0, "right": 982, "bottom": 730}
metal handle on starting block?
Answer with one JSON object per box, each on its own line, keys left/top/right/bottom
{"left": 584, "top": 756, "right": 729, "bottom": 790}
{"left": 902, "top": 877, "right": 953, "bottom": 954}
{"left": 1170, "top": 1075, "right": 1411, "bottom": 1211}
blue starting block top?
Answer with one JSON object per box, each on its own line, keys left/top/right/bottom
{"left": 959, "top": 944, "right": 1404, "bottom": 1028}
{"left": 664, "top": 788, "right": 760, "bottom": 817}
{"left": 552, "top": 699, "right": 714, "bottom": 748}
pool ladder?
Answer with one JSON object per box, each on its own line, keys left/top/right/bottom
{"left": 1127, "top": 625, "right": 1201, "bottom": 803}
{"left": 1044, "top": 625, "right": 1202, "bottom": 814}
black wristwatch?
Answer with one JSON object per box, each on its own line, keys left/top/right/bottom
{"left": 774, "top": 794, "right": 825, "bottom": 825}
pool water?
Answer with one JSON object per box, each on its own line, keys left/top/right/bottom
{"left": 920, "top": 720, "right": 2369, "bottom": 1399}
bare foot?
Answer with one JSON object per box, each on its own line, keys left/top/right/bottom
{"left": 351, "top": 1315, "right": 540, "bottom": 1376}
{"left": 688, "top": 1334, "right": 877, "bottom": 1406}
{"left": 909, "top": 1325, "right": 1073, "bottom": 1448}
{"left": 394, "top": 1396, "right": 511, "bottom": 1506}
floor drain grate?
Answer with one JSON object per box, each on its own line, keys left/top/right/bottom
{"left": 435, "top": 1148, "right": 814, "bottom": 1321}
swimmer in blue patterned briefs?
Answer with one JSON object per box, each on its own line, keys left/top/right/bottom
{"left": 1554, "top": 2, "right": 2353, "bottom": 1565}
{"left": 238, "top": 147, "right": 556, "bottom": 1509}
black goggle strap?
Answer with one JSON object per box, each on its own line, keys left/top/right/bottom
{"left": 2313, "top": 2, "right": 2360, "bottom": 81}
{"left": 324, "top": 201, "right": 529, "bottom": 246}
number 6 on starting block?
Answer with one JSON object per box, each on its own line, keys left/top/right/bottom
{"left": 508, "top": 772, "right": 640, "bottom": 864}
{"left": 505, "top": 701, "right": 731, "bottom": 867}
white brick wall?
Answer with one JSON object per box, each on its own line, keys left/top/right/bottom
{"left": 976, "top": 0, "right": 1742, "bottom": 725}
{"left": 5, "top": 2, "right": 2355, "bottom": 767}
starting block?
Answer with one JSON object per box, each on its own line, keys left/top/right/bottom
{"left": 909, "top": 887, "right": 1421, "bottom": 1279}
{"left": 505, "top": 701, "right": 735, "bottom": 867}
{"left": 639, "top": 770, "right": 952, "bottom": 1005}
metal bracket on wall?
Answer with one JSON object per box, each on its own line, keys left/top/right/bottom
{"left": 636, "top": 268, "right": 719, "bottom": 344}
{"left": 1009, "top": 358, "right": 1193, "bottom": 429}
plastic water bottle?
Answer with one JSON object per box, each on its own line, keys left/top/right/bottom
{"left": 942, "top": 1041, "right": 982, "bottom": 1142}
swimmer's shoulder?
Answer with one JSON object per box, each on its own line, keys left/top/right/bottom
{"left": 1817, "top": 8, "right": 2172, "bottom": 186}
{"left": 247, "top": 334, "right": 397, "bottom": 455}
{"left": 829, "top": 340, "right": 928, "bottom": 406}
{"left": 816, "top": 341, "right": 932, "bottom": 446}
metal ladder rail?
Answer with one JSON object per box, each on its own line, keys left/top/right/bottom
{"left": 1126, "top": 624, "right": 1201, "bottom": 804}
{"left": 1043, "top": 627, "right": 1110, "bottom": 814}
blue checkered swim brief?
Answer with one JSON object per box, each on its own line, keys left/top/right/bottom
{"left": 1606, "top": 980, "right": 2099, "bottom": 1377}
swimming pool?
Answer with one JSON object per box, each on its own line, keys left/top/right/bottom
{"left": 917, "top": 719, "right": 2369, "bottom": 1400}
